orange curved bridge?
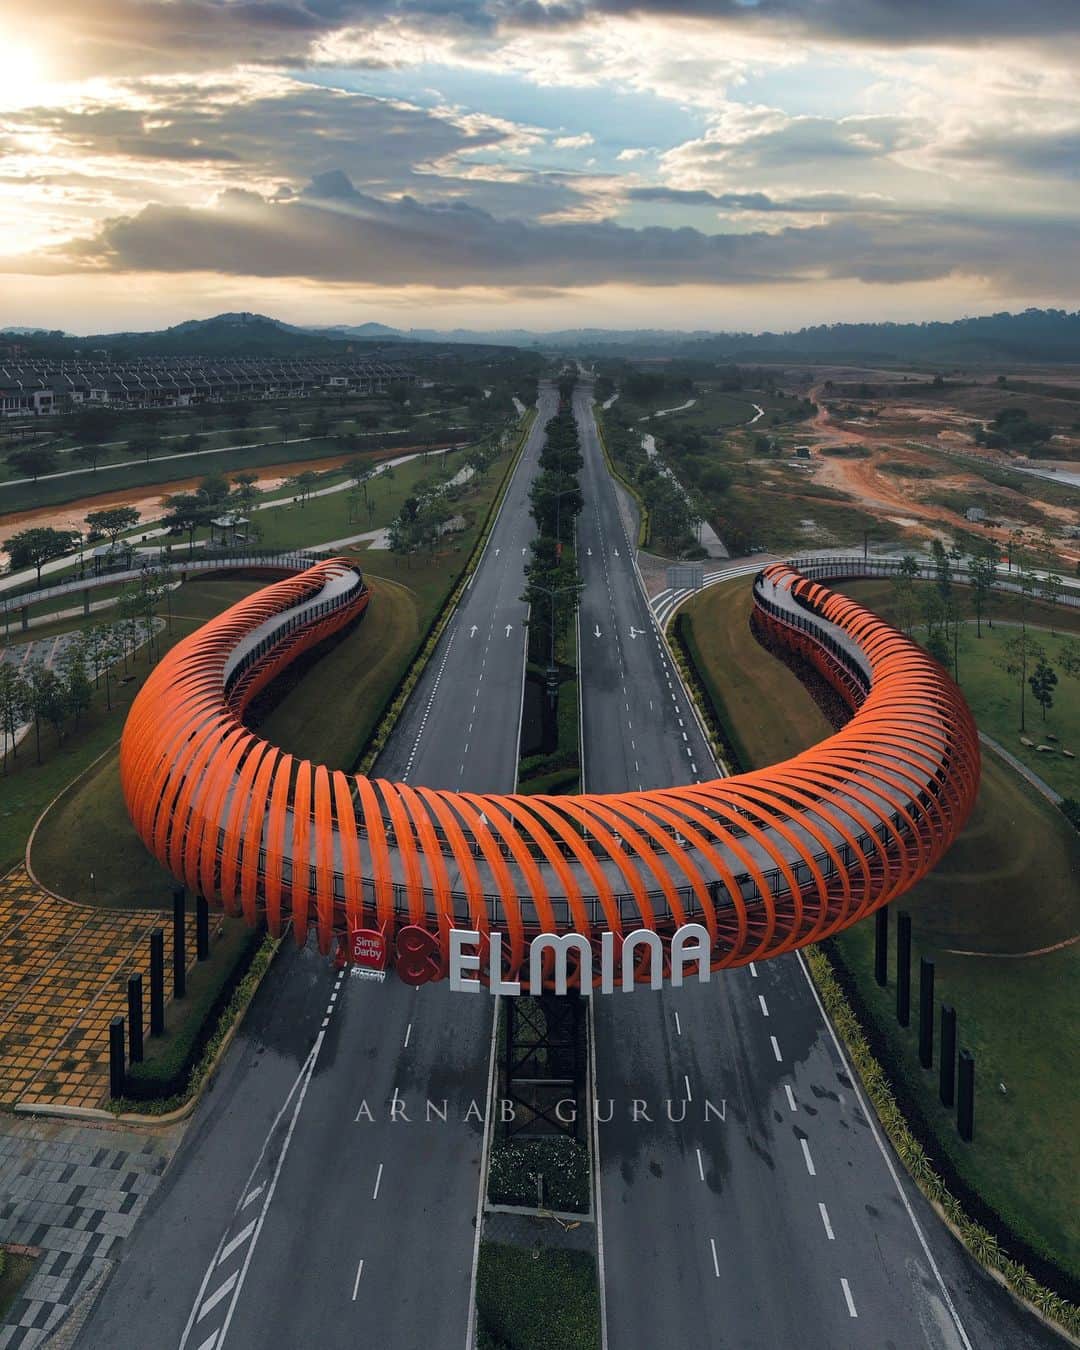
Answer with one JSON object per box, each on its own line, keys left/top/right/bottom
{"left": 119, "top": 559, "right": 980, "bottom": 988}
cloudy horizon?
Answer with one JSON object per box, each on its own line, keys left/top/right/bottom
{"left": 2, "top": 0, "right": 1078, "bottom": 332}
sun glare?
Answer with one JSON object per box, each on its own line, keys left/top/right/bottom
{"left": 0, "top": 44, "right": 48, "bottom": 109}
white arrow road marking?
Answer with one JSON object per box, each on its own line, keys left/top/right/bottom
{"left": 593, "top": 624, "right": 602, "bottom": 638}
{"left": 505, "top": 624, "right": 513, "bottom": 637}
{"left": 614, "top": 548, "right": 620, "bottom": 557}
{"left": 522, "top": 547, "right": 527, "bottom": 556}
{"left": 629, "top": 626, "right": 645, "bottom": 639}
{"left": 469, "top": 625, "right": 478, "bottom": 638}
{"left": 587, "top": 547, "right": 593, "bottom": 556}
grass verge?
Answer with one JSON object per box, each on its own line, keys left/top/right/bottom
{"left": 476, "top": 1242, "right": 600, "bottom": 1350}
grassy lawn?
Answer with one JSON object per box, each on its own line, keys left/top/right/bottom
{"left": 253, "top": 576, "right": 421, "bottom": 769}
{"left": 0, "top": 578, "right": 267, "bottom": 876}
{"left": 476, "top": 1243, "right": 600, "bottom": 1350}
{"left": 679, "top": 574, "right": 1080, "bottom": 1286}
{"left": 838, "top": 579, "right": 1080, "bottom": 798}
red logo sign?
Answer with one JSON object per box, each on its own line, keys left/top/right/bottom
{"left": 349, "top": 927, "right": 388, "bottom": 970}
{"left": 395, "top": 926, "right": 441, "bottom": 986}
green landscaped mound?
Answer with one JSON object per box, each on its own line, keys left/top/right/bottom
{"left": 679, "top": 575, "right": 1080, "bottom": 1288}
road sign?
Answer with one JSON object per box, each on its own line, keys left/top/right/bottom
{"left": 349, "top": 926, "right": 388, "bottom": 971}
{"left": 667, "top": 564, "right": 704, "bottom": 593}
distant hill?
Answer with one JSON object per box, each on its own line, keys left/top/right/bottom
{"left": 8, "top": 307, "right": 1079, "bottom": 365}
{"left": 91, "top": 311, "right": 371, "bottom": 358}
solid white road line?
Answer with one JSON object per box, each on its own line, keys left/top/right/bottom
{"left": 352, "top": 1260, "right": 364, "bottom": 1301}
{"left": 819, "top": 1203, "right": 835, "bottom": 1240}
{"left": 709, "top": 1238, "right": 721, "bottom": 1279}
{"left": 193, "top": 1333, "right": 219, "bottom": 1350}
{"left": 801, "top": 1138, "right": 816, "bottom": 1177}
{"left": 841, "top": 1278, "right": 858, "bottom": 1318}
{"left": 770, "top": 1036, "right": 782, "bottom": 1062}
{"left": 464, "top": 999, "right": 502, "bottom": 1350}
{"left": 241, "top": 1186, "right": 263, "bottom": 1210}
{"left": 784, "top": 1084, "right": 797, "bottom": 1113}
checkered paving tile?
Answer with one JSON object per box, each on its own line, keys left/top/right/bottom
{"left": 0, "top": 869, "right": 221, "bottom": 1111}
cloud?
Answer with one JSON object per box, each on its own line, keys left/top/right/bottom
{"left": 626, "top": 185, "right": 892, "bottom": 212}
{"left": 552, "top": 133, "right": 595, "bottom": 149}
{"left": 47, "top": 169, "right": 1077, "bottom": 295}
{"left": 616, "top": 147, "right": 650, "bottom": 161}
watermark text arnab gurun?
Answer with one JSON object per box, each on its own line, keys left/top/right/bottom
{"left": 448, "top": 923, "right": 714, "bottom": 995}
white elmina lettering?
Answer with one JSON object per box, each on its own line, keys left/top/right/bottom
{"left": 450, "top": 928, "right": 482, "bottom": 992}
{"left": 529, "top": 932, "right": 592, "bottom": 997}
{"left": 489, "top": 931, "right": 521, "bottom": 996}
{"left": 622, "top": 929, "right": 663, "bottom": 991}
{"left": 671, "top": 923, "right": 711, "bottom": 987}
{"left": 600, "top": 931, "right": 615, "bottom": 995}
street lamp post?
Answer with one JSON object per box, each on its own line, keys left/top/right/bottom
{"left": 530, "top": 580, "right": 580, "bottom": 707}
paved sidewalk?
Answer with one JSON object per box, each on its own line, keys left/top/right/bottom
{"left": 0, "top": 869, "right": 208, "bottom": 1112}
{"left": 0, "top": 1115, "right": 182, "bottom": 1349}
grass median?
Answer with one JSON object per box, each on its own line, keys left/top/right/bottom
{"left": 679, "top": 574, "right": 1080, "bottom": 1289}
{"left": 476, "top": 1242, "right": 600, "bottom": 1350}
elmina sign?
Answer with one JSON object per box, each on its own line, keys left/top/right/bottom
{"left": 446, "top": 924, "right": 715, "bottom": 995}
{"left": 342, "top": 922, "right": 719, "bottom": 993}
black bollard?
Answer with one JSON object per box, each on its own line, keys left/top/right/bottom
{"left": 874, "top": 908, "right": 888, "bottom": 987}
{"left": 150, "top": 928, "right": 165, "bottom": 1036}
{"left": 896, "top": 912, "right": 912, "bottom": 1028}
{"left": 173, "top": 887, "right": 186, "bottom": 999}
{"left": 918, "top": 958, "right": 935, "bottom": 1069}
{"left": 196, "top": 894, "right": 210, "bottom": 961}
{"left": 957, "top": 1049, "right": 975, "bottom": 1142}
{"left": 109, "top": 1015, "right": 126, "bottom": 1100}
{"left": 127, "top": 973, "right": 144, "bottom": 1064}
{"left": 939, "top": 1005, "right": 957, "bottom": 1108}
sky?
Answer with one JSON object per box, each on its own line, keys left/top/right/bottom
{"left": 0, "top": 0, "right": 1078, "bottom": 334}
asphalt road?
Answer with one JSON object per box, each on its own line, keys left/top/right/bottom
{"left": 82, "top": 386, "right": 556, "bottom": 1350}
{"left": 574, "top": 383, "right": 1056, "bottom": 1350}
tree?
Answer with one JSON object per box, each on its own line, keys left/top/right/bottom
{"left": 967, "top": 544, "right": 998, "bottom": 636}
{"left": 71, "top": 443, "right": 111, "bottom": 473}
{"left": 69, "top": 406, "right": 113, "bottom": 450}
{"left": 1028, "top": 656, "right": 1058, "bottom": 723}
{"left": 83, "top": 622, "right": 121, "bottom": 711}
{"left": 287, "top": 471, "right": 319, "bottom": 507}
{"left": 925, "top": 630, "right": 951, "bottom": 668}
{"left": 1038, "top": 571, "right": 1064, "bottom": 631}
{"left": 7, "top": 447, "right": 59, "bottom": 481}
{"left": 0, "top": 661, "right": 29, "bottom": 772}
{"left": 198, "top": 472, "right": 230, "bottom": 506}
{"left": 86, "top": 506, "right": 140, "bottom": 546}
{"left": 127, "top": 435, "right": 158, "bottom": 465}
{"left": 997, "top": 633, "right": 1045, "bottom": 733}
{"left": 59, "top": 640, "right": 93, "bottom": 729}
{"left": 161, "top": 492, "right": 211, "bottom": 556}
{"left": 3, "top": 527, "right": 79, "bottom": 582}
{"left": 24, "top": 662, "right": 66, "bottom": 760}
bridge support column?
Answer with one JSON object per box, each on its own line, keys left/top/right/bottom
{"left": 896, "top": 912, "right": 911, "bottom": 1027}
{"left": 82, "top": 589, "right": 91, "bottom": 616}
{"left": 918, "top": 958, "right": 935, "bottom": 1068}
{"left": 20, "top": 606, "right": 29, "bottom": 632}
{"left": 874, "top": 908, "right": 888, "bottom": 987}
{"left": 173, "top": 888, "right": 187, "bottom": 999}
